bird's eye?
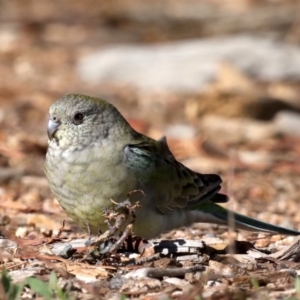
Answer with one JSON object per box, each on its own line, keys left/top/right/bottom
{"left": 73, "top": 112, "right": 84, "bottom": 125}
{"left": 51, "top": 115, "right": 59, "bottom": 123}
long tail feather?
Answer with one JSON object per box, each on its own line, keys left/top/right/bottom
{"left": 195, "top": 201, "right": 300, "bottom": 236}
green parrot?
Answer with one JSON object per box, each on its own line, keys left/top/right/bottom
{"left": 45, "top": 94, "right": 300, "bottom": 238}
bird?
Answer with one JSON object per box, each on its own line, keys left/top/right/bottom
{"left": 45, "top": 94, "right": 300, "bottom": 239}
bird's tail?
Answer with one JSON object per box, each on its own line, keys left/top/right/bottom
{"left": 193, "top": 201, "right": 300, "bottom": 236}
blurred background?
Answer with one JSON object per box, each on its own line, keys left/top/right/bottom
{"left": 1, "top": 0, "right": 300, "bottom": 238}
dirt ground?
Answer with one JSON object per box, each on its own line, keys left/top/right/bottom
{"left": 2, "top": 1, "right": 300, "bottom": 299}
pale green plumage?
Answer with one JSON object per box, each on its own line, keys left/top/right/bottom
{"left": 45, "top": 94, "right": 300, "bottom": 238}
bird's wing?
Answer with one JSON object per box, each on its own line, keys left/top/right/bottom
{"left": 124, "top": 137, "right": 300, "bottom": 235}
{"left": 195, "top": 201, "right": 300, "bottom": 236}
{"left": 124, "top": 136, "right": 226, "bottom": 214}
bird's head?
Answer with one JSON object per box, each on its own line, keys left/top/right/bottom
{"left": 47, "top": 94, "right": 132, "bottom": 150}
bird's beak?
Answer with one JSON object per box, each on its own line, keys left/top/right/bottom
{"left": 47, "top": 119, "right": 60, "bottom": 139}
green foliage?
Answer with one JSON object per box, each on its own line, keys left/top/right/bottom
{"left": 47, "top": 271, "right": 72, "bottom": 300}
{"left": 1, "top": 268, "right": 25, "bottom": 300}
{"left": 0, "top": 268, "right": 73, "bottom": 300}
{"left": 287, "top": 276, "right": 300, "bottom": 300}
{"left": 250, "top": 277, "right": 260, "bottom": 289}
{"left": 295, "top": 276, "right": 300, "bottom": 297}
{"left": 26, "top": 277, "right": 54, "bottom": 300}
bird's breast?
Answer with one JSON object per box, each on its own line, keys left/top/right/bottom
{"left": 45, "top": 144, "right": 138, "bottom": 231}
